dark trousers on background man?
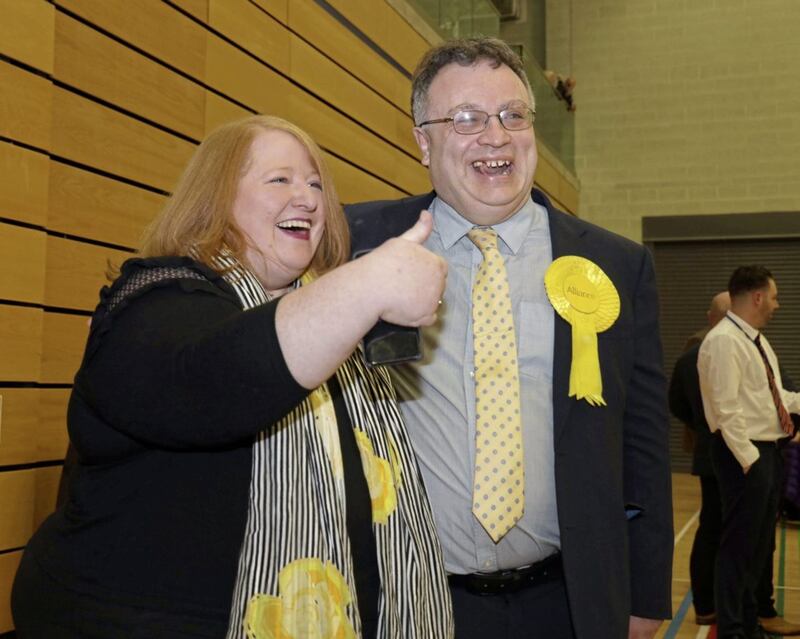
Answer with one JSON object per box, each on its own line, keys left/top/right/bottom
{"left": 712, "top": 436, "right": 783, "bottom": 639}
{"left": 691, "top": 475, "right": 723, "bottom": 617}
{"left": 691, "top": 476, "right": 780, "bottom": 620}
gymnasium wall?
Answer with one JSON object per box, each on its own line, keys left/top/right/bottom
{"left": 547, "top": 0, "right": 800, "bottom": 242}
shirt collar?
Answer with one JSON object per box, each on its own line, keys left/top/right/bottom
{"left": 726, "top": 310, "right": 760, "bottom": 341}
{"left": 430, "top": 195, "right": 546, "bottom": 254}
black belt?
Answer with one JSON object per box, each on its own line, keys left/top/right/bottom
{"left": 448, "top": 553, "right": 562, "bottom": 596}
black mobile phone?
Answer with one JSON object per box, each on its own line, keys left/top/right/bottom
{"left": 362, "top": 320, "right": 422, "bottom": 367}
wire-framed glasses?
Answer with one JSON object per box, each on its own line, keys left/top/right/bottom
{"left": 417, "top": 107, "right": 535, "bottom": 135}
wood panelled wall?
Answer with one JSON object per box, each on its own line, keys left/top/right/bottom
{"left": 0, "top": 0, "right": 577, "bottom": 632}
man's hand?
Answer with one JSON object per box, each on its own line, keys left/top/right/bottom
{"left": 628, "top": 616, "right": 662, "bottom": 639}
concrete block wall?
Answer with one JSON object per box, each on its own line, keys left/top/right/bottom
{"left": 547, "top": 0, "right": 800, "bottom": 241}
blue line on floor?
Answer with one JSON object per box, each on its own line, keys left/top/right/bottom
{"left": 663, "top": 587, "right": 693, "bottom": 639}
{"left": 777, "top": 517, "right": 786, "bottom": 616}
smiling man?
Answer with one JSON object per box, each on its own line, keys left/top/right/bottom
{"left": 346, "top": 37, "right": 672, "bottom": 639}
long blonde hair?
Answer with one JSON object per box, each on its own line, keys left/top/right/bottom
{"left": 139, "top": 115, "right": 350, "bottom": 276}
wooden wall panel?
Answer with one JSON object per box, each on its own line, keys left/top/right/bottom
{"left": 39, "top": 389, "right": 71, "bottom": 462}
{"left": 560, "top": 181, "right": 579, "bottom": 215}
{"left": 326, "top": 0, "right": 428, "bottom": 74}
{"left": 208, "top": 0, "right": 290, "bottom": 73}
{"left": 289, "top": 0, "right": 411, "bottom": 115}
{"left": 0, "top": 389, "right": 39, "bottom": 466}
{"left": 204, "top": 36, "right": 294, "bottom": 121}
{"left": 0, "top": 470, "right": 36, "bottom": 549}
{"left": 251, "top": 0, "right": 287, "bottom": 25}
{"left": 40, "top": 313, "right": 89, "bottom": 385}
{"left": 34, "top": 466, "right": 62, "bottom": 530}
{"left": 56, "top": 0, "right": 206, "bottom": 80}
{"left": 51, "top": 87, "right": 195, "bottom": 193}
{"left": 54, "top": 12, "right": 205, "bottom": 140}
{"left": 0, "top": 551, "right": 21, "bottom": 633}
{"left": 0, "top": 306, "right": 43, "bottom": 382}
{"left": 0, "top": 142, "right": 49, "bottom": 227}
{"left": 0, "top": 224, "right": 46, "bottom": 305}
{"left": 172, "top": 0, "right": 209, "bottom": 22}
{"left": 326, "top": 154, "right": 406, "bottom": 204}
{"left": 289, "top": 34, "right": 417, "bottom": 157}
{"left": 49, "top": 162, "right": 163, "bottom": 248}
{"left": 205, "top": 34, "right": 427, "bottom": 194}
{"left": 0, "top": 61, "right": 52, "bottom": 150}
{"left": 0, "top": 0, "right": 54, "bottom": 73}
{"left": 535, "top": 146, "right": 580, "bottom": 215}
{"left": 44, "top": 237, "right": 131, "bottom": 312}
{"left": 534, "top": 159, "right": 560, "bottom": 209}
{"left": 204, "top": 92, "right": 252, "bottom": 134}
{"left": 287, "top": 91, "right": 429, "bottom": 194}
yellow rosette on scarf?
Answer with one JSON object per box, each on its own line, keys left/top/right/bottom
{"left": 544, "top": 256, "right": 620, "bottom": 406}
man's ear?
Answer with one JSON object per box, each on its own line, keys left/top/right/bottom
{"left": 413, "top": 127, "right": 431, "bottom": 167}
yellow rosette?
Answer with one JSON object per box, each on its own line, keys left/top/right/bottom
{"left": 244, "top": 558, "right": 356, "bottom": 639}
{"left": 354, "top": 430, "right": 397, "bottom": 524}
{"left": 544, "top": 256, "right": 620, "bottom": 406}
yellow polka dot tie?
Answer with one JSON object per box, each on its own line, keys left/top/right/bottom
{"left": 468, "top": 227, "right": 524, "bottom": 542}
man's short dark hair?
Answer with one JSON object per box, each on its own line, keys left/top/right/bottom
{"left": 410, "top": 37, "right": 534, "bottom": 125}
{"left": 728, "top": 265, "right": 774, "bottom": 298}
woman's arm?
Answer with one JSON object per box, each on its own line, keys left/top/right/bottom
{"left": 276, "top": 211, "right": 446, "bottom": 388}
{"left": 78, "top": 213, "right": 445, "bottom": 448}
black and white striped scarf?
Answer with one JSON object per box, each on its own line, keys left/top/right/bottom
{"left": 217, "top": 254, "right": 453, "bottom": 639}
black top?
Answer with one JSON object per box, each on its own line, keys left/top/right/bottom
{"left": 668, "top": 344, "right": 713, "bottom": 476}
{"left": 329, "top": 376, "right": 380, "bottom": 639}
{"left": 20, "top": 257, "right": 378, "bottom": 633}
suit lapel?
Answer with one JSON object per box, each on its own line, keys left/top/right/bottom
{"left": 541, "top": 195, "right": 587, "bottom": 448}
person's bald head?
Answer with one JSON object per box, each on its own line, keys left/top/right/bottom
{"left": 707, "top": 291, "right": 730, "bottom": 327}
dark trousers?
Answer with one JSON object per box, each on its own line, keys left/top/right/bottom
{"left": 711, "top": 437, "right": 783, "bottom": 639}
{"left": 450, "top": 570, "right": 575, "bottom": 639}
{"left": 690, "top": 475, "right": 723, "bottom": 615}
{"left": 690, "top": 475, "right": 778, "bottom": 618}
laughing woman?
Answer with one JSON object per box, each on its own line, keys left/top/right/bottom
{"left": 11, "top": 116, "right": 452, "bottom": 639}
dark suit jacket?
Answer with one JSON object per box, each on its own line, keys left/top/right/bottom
{"left": 669, "top": 344, "right": 715, "bottom": 477}
{"left": 346, "top": 189, "right": 673, "bottom": 639}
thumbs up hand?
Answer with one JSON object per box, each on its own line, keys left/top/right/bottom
{"left": 362, "top": 210, "right": 447, "bottom": 327}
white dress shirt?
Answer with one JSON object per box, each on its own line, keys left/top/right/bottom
{"left": 697, "top": 310, "right": 800, "bottom": 468}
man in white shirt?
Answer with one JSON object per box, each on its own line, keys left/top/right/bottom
{"left": 698, "top": 265, "right": 800, "bottom": 639}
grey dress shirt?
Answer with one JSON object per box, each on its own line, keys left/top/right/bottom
{"left": 391, "top": 196, "right": 560, "bottom": 574}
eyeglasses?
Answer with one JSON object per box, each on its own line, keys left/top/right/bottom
{"left": 417, "top": 107, "right": 535, "bottom": 135}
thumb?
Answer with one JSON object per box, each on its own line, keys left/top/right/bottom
{"left": 398, "top": 209, "right": 433, "bottom": 244}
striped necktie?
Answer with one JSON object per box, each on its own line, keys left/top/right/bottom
{"left": 468, "top": 227, "right": 524, "bottom": 542}
{"left": 754, "top": 334, "right": 794, "bottom": 435}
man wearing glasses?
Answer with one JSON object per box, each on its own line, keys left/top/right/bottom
{"left": 347, "top": 37, "right": 672, "bottom": 639}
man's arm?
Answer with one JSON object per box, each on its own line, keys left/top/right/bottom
{"left": 622, "top": 248, "right": 673, "bottom": 625}
{"left": 698, "top": 336, "right": 758, "bottom": 469}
